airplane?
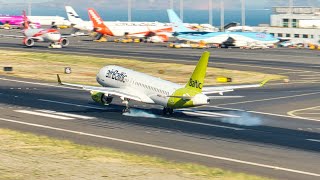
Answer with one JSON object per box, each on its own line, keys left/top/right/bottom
{"left": 57, "top": 51, "right": 269, "bottom": 114}
{"left": 0, "top": 11, "right": 70, "bottom": 48}
{"left": 65, "top": 6, "right": 172, "bottom": 42}
{"left": 0, "top": 15, "right": 41, "bottom": 29}
{"left": 167, "top": 9, "right": 279, "bottom": 47}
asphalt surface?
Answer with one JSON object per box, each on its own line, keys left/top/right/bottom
{"left": 0, "top": 29, "right": 320, "bottom": 179}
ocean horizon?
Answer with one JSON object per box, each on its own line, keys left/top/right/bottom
{"left": 0, "top": 8, "right": 271, "bottom": 26}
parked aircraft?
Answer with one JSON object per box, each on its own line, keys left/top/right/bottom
{"left": 57, "top": 51, "right": 268, "bottom": 114}
{"left": 27, "top": 16, "right": 71, "bottom": 27}
{"left": 0, "top": 11, "right": 69, "bottom": 48}
{"left": 168, "top": 9, "right": 279, "bottom": 47}
{"left": 0, "top": 15, "right": 41, "bottom": 28}
{"left": 65, "top": 6, "right": 172, "bottom": 41}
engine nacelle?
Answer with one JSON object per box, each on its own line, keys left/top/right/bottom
{"left": 90, "top": 91, "right": 113, "bottom": 105}
{"left": 59, "top": 38, "right": 69, "bottom": 47}
{"left": 23, "top": 38, "right": 34, "bottom": 47}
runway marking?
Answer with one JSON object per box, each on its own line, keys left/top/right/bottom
{"left": 300, "top": 77, "right": 320, "bottom": 80}
{"left": 295, "top": 113, "right": 320, "bottom": 115}
{"left": 180, "top": 111, "right": 219, "bottom": 117}
{"left": 180, "top": 110, "right": 240, "bottom": 118}
{"left": 211, "top": 106, "right": 320, "bottom": 122}
{"left": 0, "top": 117, "right": 319, "bottom": 177}
{"left": 288, "top": 106, "right": 320, "bottom": 121}
{"left": 38, "top": 99, "right": 106, "bottom": 110}
{"left": 36, "top": 110, "right": 95, "bottom": 120}
{"left": 299, "top": 74, "right": 320, "bottom": 77}
{"left": 214, "top": 91, "right": 320, "bottom": 106}
{"left": 306, "top": 139, "right": 320, "bottom": 143}
{"left": 14, "top": 110, "right": 74, "bottom": 120}
{"left": 159, "top": 117, "right": 245, "bottom": 131}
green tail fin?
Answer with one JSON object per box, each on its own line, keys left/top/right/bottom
{"left": 185, "top": 51, "right": 210, "bottom": 92}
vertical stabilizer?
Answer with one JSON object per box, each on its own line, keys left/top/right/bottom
{"left": 88, "top": 8, "right": 113, "bottom": 36}
{"left": 22, "top": 10, "right": 29, "bottom": 29}
{"left": 185, "top": 51, "right": 210, "bottom": 93}
{"left": 167, "top": 9, "right": 194, "bottom": 33}
{"left": 65, "top": 6, "right": 84, "bottom": 24}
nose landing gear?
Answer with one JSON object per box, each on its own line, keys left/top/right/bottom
{"left": 163, "top": 107, "right": 173, "bottom": 115}
{"left": 48, "top": 42, "right": 62, "bottom": 48}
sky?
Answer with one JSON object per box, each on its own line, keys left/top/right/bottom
{"left": 0, "top": 0, "right": 298, "bottom": 9}
{"left": 3, "top": 0, "right": 320, "bottom": 10}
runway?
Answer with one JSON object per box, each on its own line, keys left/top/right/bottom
{"left": 0, "top": 30, "right": 320, "bottom": 179}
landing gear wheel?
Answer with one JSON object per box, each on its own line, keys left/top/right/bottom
{"left": 122, "top": 107, "right": 130, "bottom": 113}
{"left": 121, "top": 98, "right": 130, "bottom": 114}
{"left": 163, "top": 107, "right": 174, "bottom": 115}
{"left": 163, "top": 107, "right": 167, "bottom": 115}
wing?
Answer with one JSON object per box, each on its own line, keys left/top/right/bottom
{"left": 203, "top": 79, "right": 269, "bottom": 95}
{"left": 0, "top": 34, "right": 25, "bottom": 38}
{"left": 57, "top": 75, "right": 154, "bottom": 104}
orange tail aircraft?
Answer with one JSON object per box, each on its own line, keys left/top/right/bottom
{"left": 87, "top": 8, "right": 172, "bottom": 42}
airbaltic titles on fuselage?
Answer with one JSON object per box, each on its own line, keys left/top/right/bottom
{"left": 189, "top": 78, "right": 202, "bottom": 89}
{"left": 106, "top": 69, "right": 127, "bottom": 83}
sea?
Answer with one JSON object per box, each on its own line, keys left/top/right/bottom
{"left": 0, "top": 8, "right": 272, "bottom": 26}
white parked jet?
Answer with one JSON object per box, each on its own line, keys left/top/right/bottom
{"left": 57, "top": 51, "right": 268, "bottom": 114}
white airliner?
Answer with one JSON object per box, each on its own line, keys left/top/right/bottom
{"left": 65, "top": 6, "right": 172, "bottom": 41}
{"left": 0, "top": 11, "right": 69, "bottom": 48}
{"left": 57, "top": 51, "right": 268, "bottom": 114}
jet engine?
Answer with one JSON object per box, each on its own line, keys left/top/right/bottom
{"left": 59, "top": 38, "right": 69, "bottom": 47}
{"left": 23, "top": 38, "right": 34, "bottom": 47}
{"left": 91, "top": 91, "right": 113, "bottom": 105}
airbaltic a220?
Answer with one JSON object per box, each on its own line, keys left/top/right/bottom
{"left": 57, "top": 51, "right": 268, "bottom": 114}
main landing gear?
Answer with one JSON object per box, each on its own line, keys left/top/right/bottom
{"left": 48, "top": 42, "right": 62, "bottom": 49}
{"left": 121, "top": 97, "right": 130, "bottom": 113}
{"left": 163, "top": 107, "right": 173, "bottom": 115}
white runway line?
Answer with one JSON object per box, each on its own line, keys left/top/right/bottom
{"left": 215, "top": 91, "right": 320, "bottom": 106}
{"left": 36, "top": 110, "right": 94, "bottom": 120}
{"left": 180, "top": 111, "right": 219, "bottom": 117}
{"left": 38, "top": 99, "right": 106, "bottom": 110}
{"left": 160, "top": 117, "right": 246, "bottom": 131}
{"left": 14, "top": 110, "right": 74, "bottom": 120}
{"left": 211, "top": 106, "right": 320, "bottom": 122}
{"left": 0, "top": 117, "right": 319, "bottom": 177}
{"left": 181, "top": 110, "right": 240, "bottom": 118}
{"left": 306, "top": 139, "right": 320, "bottom": 143}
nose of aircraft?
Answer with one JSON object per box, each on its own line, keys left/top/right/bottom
{"left": 46, "top": 32, "right": 61, "bottom": 42}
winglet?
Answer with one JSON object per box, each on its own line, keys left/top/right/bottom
{"left": 260, "top": 79, "right": 270, "bottom": 87}
{"left": 57, "top": 74, "right": 62, "bottom": 85}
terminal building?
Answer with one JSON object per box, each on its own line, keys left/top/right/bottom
{"left": 253, "top": 7, "right": 320, "bottom": 45}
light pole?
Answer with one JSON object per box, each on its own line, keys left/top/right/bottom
{"left": 170, "top": 0, "right": 174, "bottom": 9}
{"left": 128, "top": 0, "right": 132, "bottom": 22}
{"left": 209, "top": 0, "right": 213, "bottom": 25}
{"left": 180, "top": 0, "right": 183, "bottom": 22}
{"left": 27, "top": 0, "right": 32, "bottom": 16}
{"left": 241, "top": 0, "right": 245, "bottom": 31}
{"left": 220, "top": 0, "right": 224, "bottom": 31}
